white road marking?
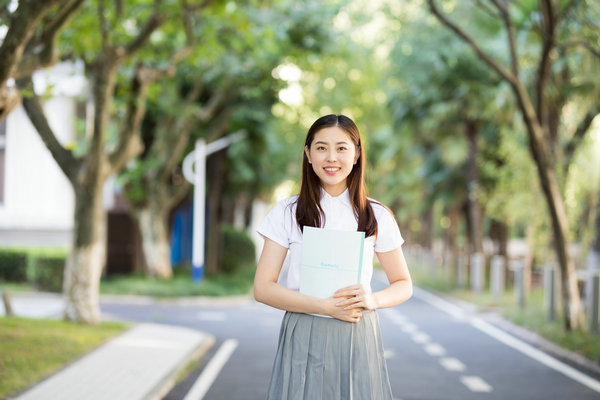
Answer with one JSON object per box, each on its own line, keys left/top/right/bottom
{"left": 196, "top": 311, "right": 227, "bottom": 321}
{"left": 414, "top": 287, "right": 600, "bottom": 394}
{"left": 440, "top": 357, "right": 466, "bottom": 372}
{"left": 411, "top": 332, "right": 430, "bottom": 344}
{"left": 183, "top": 339, "right": 239, "bottom": 400}
{"left": 424, "top": 343, "right": 447, "bottom": 356}
{"left": 401, "top": 323, "right": 418, "bottom": 333}
{"left": 461, "top": 376, "right": 493, "bottom": 392}
{"left": 384, "top": 348, "right": 396, "bottom": 359}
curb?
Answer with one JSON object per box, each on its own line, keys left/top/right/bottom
{"left": 146, "top": 328, "right": 216, "bottom": 400}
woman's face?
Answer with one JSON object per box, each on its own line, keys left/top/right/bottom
{"left": 304, "top": 126, "right": 359, "bottom": 196}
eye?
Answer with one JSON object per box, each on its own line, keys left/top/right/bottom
{"left": 338, "top": 146, "right": 347, "bottom": 151}
{"left": 316, "top": 145, "right": 326, "bottom": 151}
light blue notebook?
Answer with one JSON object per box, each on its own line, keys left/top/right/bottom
{"left": 300, "top": 226, "right": 365, "bottom": 299}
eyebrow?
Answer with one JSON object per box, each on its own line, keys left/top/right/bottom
{"left": 313, "top": 140, "right": 351, "bottom": 145}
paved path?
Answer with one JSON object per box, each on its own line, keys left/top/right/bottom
{"left": 2, "top": 293, "right": 215, "bottom": 400}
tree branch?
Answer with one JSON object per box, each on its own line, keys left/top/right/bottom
{"left": 17, "top": 76, "right": 80, "bottom": 182}
{"left": 0, "top": 0, "right": 63, "bottom": 118}
{"left": 167, "top": 179, "right": 192, "bottom": 211}
{"left": 15, "top": 0, "right": 85, "bottom": 79}
{"left": 536, "top": 0, "right": 557, "bottom": 127}
{"left": 159, "top": 88, "right": 227, "bottom": 182}
{"left": 427, "top": 0, "right": 518, "bottom": 86}
{"left": 489, "top": 0, "right": 520, "bottom": 77}
{"left": 108, "top": 65, "right": 150, "bottom": 174}
{"left": 98, "top": 0, "right": 112, "bottom": 49}
{"left": 559, "top": 40, "right": 600, "bottom": 59}
{"left": 563, "top": 107, "right": 600, "bottom": 174}
{"left": 122, "top": 13, "right": 166, "bottom": 59}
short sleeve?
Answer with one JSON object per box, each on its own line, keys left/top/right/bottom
{"left": 256, "top": 198, "right": 295, "bottom": 249}
{"left": 373, "top": 204, "right": 404, "bottom": 253}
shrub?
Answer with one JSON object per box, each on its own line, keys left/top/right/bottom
{"left": 219, "top": 224, "right": 256, "bottom": 274}
{"left": 27, "top": 255, "right": 65, "bottom": 292}
{"left": 0, "top": 248, "right": 66, "bottom": 292}
{"left": 0, "top": 249, "right": 28, "bottom": 282}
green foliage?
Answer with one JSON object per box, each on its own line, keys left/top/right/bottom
{"left": 219, "top": 225, "right": 256, "bottom": 275}
{"left": 0, "top": 250, "right": 28, "bottom": 282}
{"left": 100, "top": 265, "right": 255, "bottom": 297}
{"left": 26, "top": 255, "right": 65, "bottom": 292}
{"left": 0, "top": 249, "right": 67, "bottom": 292}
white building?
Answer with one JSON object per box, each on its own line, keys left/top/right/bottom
{"left": 0, "top": 63, "right": 85, "bottom": 248}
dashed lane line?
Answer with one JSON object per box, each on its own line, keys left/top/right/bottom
{"left": 182, "top": 339, "right": 239, "bottom": 400}
{"left": 440, "top": 357, "right": 466, "bottom": 372}
{"left": 414, "top": 287, "right": 600, "bottom": 394}
{"left": 411, "top": 332, "right": 430, "bottom": 344}
{"left": 460, "top": 376, "right": 493, "bottom": 392}
{"left": 424, "top": 343, "right": 447, "bottom": 357}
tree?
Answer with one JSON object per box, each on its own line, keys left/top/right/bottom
{"left": 426, "top": 0, "right": 600, "bottom": 330}
{"left": 0, "top": 0, "right": 84, "bottom": 119}
{"left": 17, "top": 0, "right": 202, "bottom": 324}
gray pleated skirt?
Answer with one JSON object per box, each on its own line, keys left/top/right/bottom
{"left": 266, "top": 310, "right": 393, "bottom": 400}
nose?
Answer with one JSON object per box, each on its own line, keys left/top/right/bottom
{"left": 327, "top": 148, "right": 337, "bottom": 162}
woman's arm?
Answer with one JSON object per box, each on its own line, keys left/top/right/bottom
{"left": 334, "top": 246, "right": 413, "bottom": 310}
{"left": 254, "top": 238, "right": 363, "bottom": 322}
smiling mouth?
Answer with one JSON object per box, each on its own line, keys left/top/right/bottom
{"left": 324, "top": 167, "right": 341, "bottom": 175}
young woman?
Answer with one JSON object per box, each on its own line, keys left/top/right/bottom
{"left": 254, "top": 114, "right": 412, "bottom": 399}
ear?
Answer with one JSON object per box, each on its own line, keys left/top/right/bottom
{"left": 304, "top": 145, "right": 312, "bottom": 163}
{"left": 353, "top": 148, "right": 360, "bottom": 165}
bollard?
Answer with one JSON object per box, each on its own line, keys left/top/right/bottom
{"left": 511, "top": 259, "right": 525, "bottom": 308}
{"left": 543, "top": 265, "right": 555, "bottom": 322}
{"left": 470, "top": 253, "right": 485, "bottom": 294}
{"left": 490, "top": 255, "right": 505, "bottom": 297}
{"left": 457, "top": 253, "right": 467, "bottom": 289}
{"left": 590, "top": 272, "right": 599, "bottom": 335}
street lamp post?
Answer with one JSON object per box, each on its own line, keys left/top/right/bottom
{"left": 183, "top": 130, "right": 246, "bottom": 282}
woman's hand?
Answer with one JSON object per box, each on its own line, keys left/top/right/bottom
{"left": 320, "top": 296, "right": 363, "bottom": 323}
{"left": 333, "top": 284, "right": 378, "bottom": 311}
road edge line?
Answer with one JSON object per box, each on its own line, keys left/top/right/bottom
{"left": 182, "top": 338, "right": 239, "bottom": 400}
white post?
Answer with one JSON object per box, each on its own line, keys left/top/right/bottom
{"left": 191, "top": 139, "right": 206, "bottom": 282}
{"left": 490, "top": 255, "right": 505, "bottom": 297}
{"left": 590, "top": 271, "right": 599, "bottom": 334}
{"left": 183, "top": 131, "right": 246, "bottom": 282}
{"left": 511, "top": 259, "right": 525, "bottom": 308}
{"left": 543, "top": 264, "right": 555, "bottom": 322}
{"left": 470, "top": 252, "right": 484, "bottom": 294}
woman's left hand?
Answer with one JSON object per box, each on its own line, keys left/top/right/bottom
{"left": 333, "top": 284, "right": 377, "bottom": 311}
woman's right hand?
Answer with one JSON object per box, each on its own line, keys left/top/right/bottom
{"left": 321, "top": 296, "right": 363, "bottom": 323}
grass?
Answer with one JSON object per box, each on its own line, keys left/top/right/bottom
{"left": 100, "top": 264, "right": 256, "bottom": 297}
{"left": 410, "top": 263, "right": 600, "bottom": 364}
{"left": 0, "top": 317, "right": 128, "bottom": 399}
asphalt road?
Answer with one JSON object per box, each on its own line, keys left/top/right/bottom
{"left": 100, "top": 277, "right": 600, "bottom": 400}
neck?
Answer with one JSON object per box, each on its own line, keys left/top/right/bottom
{"left": 322, "top": 184, "right": 347, "bottom": 197}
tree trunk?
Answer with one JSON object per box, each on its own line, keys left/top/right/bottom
{"left": 465, "top": 119, "right": 484, "bottom": 255}
{"left": 444, "top": 205, "right": 460, "bottom": 284}
{"left": 490, "top": 218, "right": 509, "bottom": 284}
{"left": 427, "top": 0, "right": 585, "bottom": 330}
{"left": 585, "top": 194, "right": 600, "bottom": 310}
{"left": 205, "top": 150, "right": 227, "bottom": 275}
{"left": 63, "top": 185, "right": 105, "bottom": 324}
{"left": 514, "top": 90, "right": 584, "bottom": 329}
{"left": 136, "top": 207, "right": 172, "bottom": 279}
{"left": 420, "top": 207, "right": 433, "bottom": 249}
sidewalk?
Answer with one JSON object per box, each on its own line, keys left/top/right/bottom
{"left": 3, "top": 293, "right": 216, "bottom": 400}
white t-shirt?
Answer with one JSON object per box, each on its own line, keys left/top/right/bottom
{"left": 257, "top": 188, "right": 404, "bottom": 292}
